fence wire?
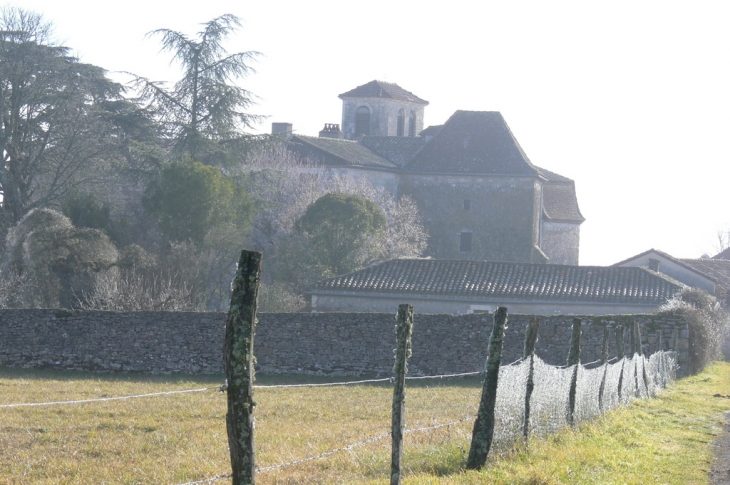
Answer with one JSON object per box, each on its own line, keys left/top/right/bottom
{"left": 171, "top": 351, "right": 677, "bottom": 484}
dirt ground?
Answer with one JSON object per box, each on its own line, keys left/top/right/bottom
{"left": 711, "top": 411, "right": 730, "bottom": 484}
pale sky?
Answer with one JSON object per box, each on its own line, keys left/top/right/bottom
{"left": 14, "top": 0, "right": 730, "bottom": 266}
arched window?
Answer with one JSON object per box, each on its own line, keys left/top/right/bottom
{"left": 408, "top": 111, "right": 416, "bottom": 137}
{"left": 397, "top": 109, "right": 405, "bottom": 136}
{"left": 355, "top": 106, "right": 370, "bottom": 136}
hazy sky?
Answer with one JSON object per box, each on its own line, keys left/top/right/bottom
{"left": 14, "top": 0, "right": 730, "bottom": 266}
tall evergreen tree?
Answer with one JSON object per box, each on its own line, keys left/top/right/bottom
{"left": 0, "top": 7, "right": 144, "bottom": 224}
{"left": 132, "top": 14, "right": 262, "bottom": 165}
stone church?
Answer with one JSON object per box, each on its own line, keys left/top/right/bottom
{"left": 274, "top": 80, "right": 584, "bottom": 265}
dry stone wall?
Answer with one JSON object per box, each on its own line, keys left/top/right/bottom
{"left": 0, "top": 310, "right": 689, "bottom": 376}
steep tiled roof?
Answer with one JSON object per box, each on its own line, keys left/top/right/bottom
{"left": 339, "top": 80, "right": 429, "bottom": 105}
{"left": 536, "top": 167, "right": 585, "bottom": 223}
{"left": 289, "top": 135, "right": 397, "bottom": 169}
{"left": 312, "top": 259, "right": 682, "bottom": 305}
{"left": 360, "top": 136, "right": 425, "bottom": 167}
{"left": 679, "top": 258, "right": 730, "bottom": 291}
{"left": 405, "top": 111, "right": 539, "bottom": 175}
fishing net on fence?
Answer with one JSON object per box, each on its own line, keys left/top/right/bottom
{"left": 487, "top": 351, "right": 677, "bottom": 455}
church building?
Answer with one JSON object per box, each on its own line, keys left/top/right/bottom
{"left": 275, "top": 80, "right": 584, "bottom": 265}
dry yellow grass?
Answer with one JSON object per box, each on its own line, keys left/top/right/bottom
{"left": 0, "top": 370, "right": 481, "bottom": 484}
{"left": 1, "top": 364, "right": 730, "bottom": 484}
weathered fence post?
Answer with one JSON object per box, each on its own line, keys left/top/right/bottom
{"left": 635, "top": 320, "right": 650, "bottom": 397}
{"left": 597, "top": 327, "right": 610, "bottom": 413}
{"left": 522, "top": 317, "right": 540, "bottom": 439}
{"left": 671, "top": 328, "right": 679, "bottom": 351}
{"left": 656, "top": 330, "right": 663, "bottom": 353}
{"left": 616, "top": 325, "right": 625, "bottom": 402}
{"left": 466, "top": 306, "right": 508, "bottom": 470}
{"left": 224, "top": 250, "right": 262, "bottom": 485}
{"left": 566, "top": 318, "right": 582, "bottom": 426}
{"left": 391, "top": 304, "right": 414, "bottom": 485}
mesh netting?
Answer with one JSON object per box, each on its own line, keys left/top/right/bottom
{"left": 487, "top": 351, "right": 676, "bottom": 454}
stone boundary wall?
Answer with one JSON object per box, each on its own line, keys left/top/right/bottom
{"left": 0, "top": 310, "right": 690, "bottom": 376}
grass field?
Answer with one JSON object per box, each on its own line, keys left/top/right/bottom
{"left": 1, "top": 363, "right": 729, "bottom": 484}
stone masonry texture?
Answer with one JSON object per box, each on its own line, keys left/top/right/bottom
{"left": 0, "top": 310, "right": 690, "bottom": 376}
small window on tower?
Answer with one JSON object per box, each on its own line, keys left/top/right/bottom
{"left": 460, "top": 231, "right": 473, "bottom": 252}
{"left": 463, "top": 199, "right": 471, "bottom": 211}
{"left": 408, "top": 111, "right": 416, "bottom": 137}
{"left": 397, "top": 109, "right": 405, "bottom": 136}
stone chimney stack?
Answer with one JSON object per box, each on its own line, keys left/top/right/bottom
{"left": 271, "top": 122, "right": 293, "bottom": 138}
{"left": 319, "top": 123, "right": 344, "bottom": 139}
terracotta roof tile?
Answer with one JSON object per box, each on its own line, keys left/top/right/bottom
{"left": 290, "top": 135, "right": 397, "bottom": 169}
{"left": 359, "top": 136, "right": 425, "bottom": 166}
{"left": 312, "top": 259, "right": 682, "bottom": 305}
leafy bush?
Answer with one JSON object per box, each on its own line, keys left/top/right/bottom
{"left": 661, "top": 288, "right": 730, "bottom": 374}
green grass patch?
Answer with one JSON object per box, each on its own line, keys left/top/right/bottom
{"left": 0, "top": 364, "right": 729, "bottom": 484}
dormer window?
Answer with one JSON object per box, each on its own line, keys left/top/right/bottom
{"left": 397, "top": 109, "right": 405, "bottom": 136}
{"left": 408, "top": 111, "right": 416, "bottom": 137}
{"left": 355, "top": 106, "right": 370, "bottom": 136}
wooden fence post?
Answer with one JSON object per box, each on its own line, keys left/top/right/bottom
{"left": 522, "top": 317, "right": 540, "bottom": 439}
{"left": 656, "top": 330, "right": 663, "bottom": 353}
{"left": 466, "top": 306, "right": 508, "bottom": 470}
{"left": 597, "top": 327, "right": 610, "bottom": 413}
{"left": 223, "top": 250, "right": 262, "bottom": 485}
{"left": 391, "top": 304, "right": 414, "bottom": 485}
{"left": 616, "top": 325, "right": 625, "bottom": 402}
{"left": 566, "top": 318, "right": 582, "bottom": 426}
{"left": 635, "top": 320, "right": 650, "bottom": 397}
{"left": 671, "top": 329, "right": 679, "bottom": 351}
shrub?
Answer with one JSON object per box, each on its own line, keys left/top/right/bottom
{"left": 661, "top": 288, "right": 730, "bottom": 374}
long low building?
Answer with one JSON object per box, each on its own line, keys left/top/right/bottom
{"left": 307, "top": 259, "right": 685, "bottom": 315}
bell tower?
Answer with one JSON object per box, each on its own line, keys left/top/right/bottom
{"left": 338, "top": 80, "right": 428, "bottom": 139}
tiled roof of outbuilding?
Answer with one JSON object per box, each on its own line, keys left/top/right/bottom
{"left": 679, "top": 258, "right": 730, "bottom": 292}
{"left": 360, "top": 136, "right": 425, "bottom": 166}
{"left": 405, "top": 111, "right": 539, "bottom": 175}
{"left": 713, "top": 247, "right": 730, "bottom": 260}
{"left": 290, "top": 135, "right": 397, "bottom": 169}
{"left": 339, "top": 80, "right": 429, "bottom": 105}
{"left": 313, "top": 259, "right": 682, "bottom": 305}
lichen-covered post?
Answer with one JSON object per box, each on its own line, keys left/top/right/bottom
{"left": 466, "top": 306, "right": 508, "bottom": 470}
{"left": 566, "top": 318, "right": 582, "bottom": 426}
{"left": 656, "top": 330, "right": 663, "bottom": 353}
{"left": 391, "top": 304, "right": 414, "bottom": 485}
{"left": 671, "top": 328, "right": 679, "bottom": 351}
{"left": 223, "top": 250, "right": 262, "bottom": 485}
{"left": 597, "top": 327, "right": 610, "bottom": 412}
{"left": 522, "top": 317, "right": 540, "bottom": 439}
{"left": 616, "top": 325, "right": 625, "bottom": 402}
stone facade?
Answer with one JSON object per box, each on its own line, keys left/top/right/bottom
{"left": 541, "top": 221, "right": 581, "bottom": 266}
{"left": 401, "top": 174, "right": 542, "bottom": 262}
{"left": 0, "top": 310, "right": 689, "bottom": 377}
{"left": 341, "top": 98, "right": 426, "bottom": 139}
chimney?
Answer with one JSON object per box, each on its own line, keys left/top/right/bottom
{"left": 271, "top": 122, "right": 293, "bottom": 138}
{"left": 319, "top": 123, "right": 344, "bottom": 139}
